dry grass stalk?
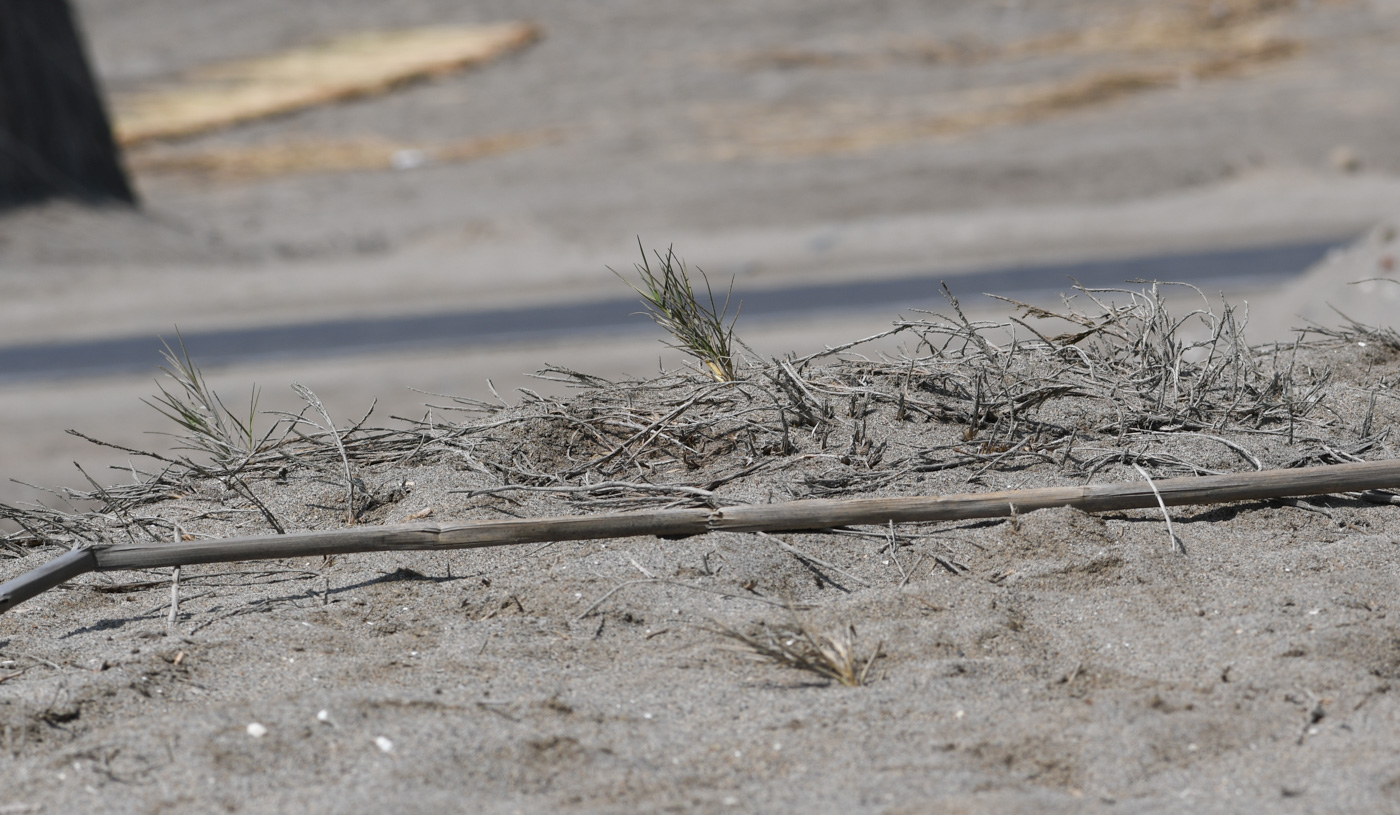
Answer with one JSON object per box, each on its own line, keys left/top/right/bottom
{"left": 1133, "top": 463, "right": 1185, "bottom": 554}
{"left": 1299, "top": 308, "right": 1400, "bottom": 352}
{"left": 288, "top": 385, "right": 358, "bottom": 525}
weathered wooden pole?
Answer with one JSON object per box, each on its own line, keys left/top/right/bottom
{"left": 0, "top": 0, "right": 136, "bottom": 207}
{"left": 4, "top": 459, "right": 1400, "bottom": 616}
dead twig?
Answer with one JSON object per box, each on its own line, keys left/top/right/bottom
{"left": 1133, "top": 463, "right": 1184, "bottom": 554}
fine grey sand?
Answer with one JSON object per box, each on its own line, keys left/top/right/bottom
{"left": 8, "top": 0, "right": 1400, "bottom": 511}
{"left": 13, "top": 0, "right": 1400, "bottom": 515}
{"left": 6, "top": 1, "right": 1400, "bottom": 812}
{"left": 4, "top": 258, "right": 1400, "bottom": 812}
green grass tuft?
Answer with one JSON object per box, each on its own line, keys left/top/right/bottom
{"left": 143, "top": 331, "right": 268, "bottom": 474}
{"left": 614, "top": 242, "right": 743, "bottom": 381}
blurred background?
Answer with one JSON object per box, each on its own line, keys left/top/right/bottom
{"left": 3, "top": 0, "right": 1400, "bottom": 515}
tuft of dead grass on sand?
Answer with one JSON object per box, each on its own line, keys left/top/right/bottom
{"left": 713, "top": 611, "right": 883, "bottom": 687}
{"left": 144, "top": 334, "right": 269, "bottom": 474}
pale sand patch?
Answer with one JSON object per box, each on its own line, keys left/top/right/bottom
{"left": 126, "top": 131, "right": 558, "bottom": 181}
{"left": 694, "top": 0, "right": 1305, "bottom": 160}
{"left": 112, "top": 22, "right": 540, "bottom": 146}
{"left": 5, "top": 170, "right": 1398, "bottom": 348}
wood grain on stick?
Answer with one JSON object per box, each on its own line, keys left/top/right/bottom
{"left": 0, "top": 548, "right": 97, "bottom": 613}
{"left": 4, "top": 460, "right": 1400, "bottom": 614}
{"left": 710, "top": 459, "right": 1400, "bottom": 531}
{"left": 94, "top": 509, "right": 713, "bottom": 570}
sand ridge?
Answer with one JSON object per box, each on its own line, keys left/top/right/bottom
{"left": 4, "top": 276, "right": 1400, "bottom": 811}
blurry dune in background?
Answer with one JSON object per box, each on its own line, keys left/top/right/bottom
{"left": 111, "top": 22, "right": 539, "bottom": 146}
{"left": 697, "top": 0, "right": 1309, "bottom": 159}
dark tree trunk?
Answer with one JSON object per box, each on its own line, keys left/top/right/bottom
{"left": 0, "top": 0, "right": 136, "bottom": 208}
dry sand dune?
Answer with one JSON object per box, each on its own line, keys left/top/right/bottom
{"left": 4, "top": 260, "right": 1400, "bottom": 812}
{"left": 5, "top": 0, "right": 1400, "bottom": 811}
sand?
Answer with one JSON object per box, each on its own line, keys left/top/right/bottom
{"left": 5, "top": 262, "right": 1400, "bottom": 811}
{"left": 8, "top": 0, "right": 1400, "bottom": 512}
{"left": 5, "top": 1, "right": 1400, "bottom": 811}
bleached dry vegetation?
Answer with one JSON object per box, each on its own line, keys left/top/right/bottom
{"left": 5, "top": 277, "right": 1397, "bottom": 644}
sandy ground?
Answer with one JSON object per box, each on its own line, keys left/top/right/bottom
{"left": 3, "top": 0, "right": 1400, "bottom": 811}
{"left": 4, "top": 271, "right": 1400, "bottom": 813}
{"left": 6, "top": 0, "right": 1400, "bottom": 510}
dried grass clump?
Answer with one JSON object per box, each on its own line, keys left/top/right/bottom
{"left": 942, "top": 282, "right": 1300, "bottom": 436}
{"left": 2, "top": 264, "right": 1392, "bottom": 559}
{"left": 715, "top": 616, "right": 883, "bottom": 687}
{"left": 1299, "top": 309, "right": 1400, "bottom": 354}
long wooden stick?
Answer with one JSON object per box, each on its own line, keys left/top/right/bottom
{"left": 4, "top": 459, "right": 1399, "bottom": 615}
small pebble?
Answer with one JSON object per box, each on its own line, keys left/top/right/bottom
{"left": 375, "top": 736, "right": 394, "bottom": 753}
{"left": 247, "top": 723, "right": 267, "bottom": 738}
